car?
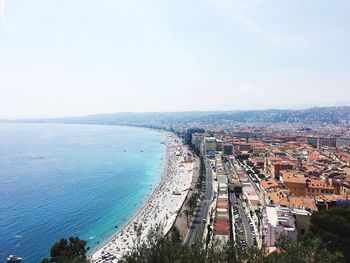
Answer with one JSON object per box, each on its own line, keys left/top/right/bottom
{"left": 202, "top": 218, "right": 207, "bottom": 223}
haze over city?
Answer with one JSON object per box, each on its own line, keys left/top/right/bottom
{"left": 0, "top": 0, "right": 350, "bottom": 118}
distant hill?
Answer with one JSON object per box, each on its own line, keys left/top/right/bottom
{"left": 2, "top": 106, "right": 350, "bottom": 125}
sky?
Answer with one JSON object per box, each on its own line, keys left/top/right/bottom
{"left": 0, "top": 0, "right": 350, "bottom": 118}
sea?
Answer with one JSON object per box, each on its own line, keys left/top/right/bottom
{"left": 0, "top": 123, "right": 166, "bottom": 263}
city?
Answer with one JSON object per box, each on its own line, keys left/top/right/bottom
{"left": 176, "top": 122, "right": 350, "bottom": 253}
{"left": 1, "top": 0, "right": 350, "bottom": 262}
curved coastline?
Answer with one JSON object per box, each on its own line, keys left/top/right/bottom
{"left": 87, "top": 130, "right": 169, "bottom": 255}
{"left": 90, "top": 132, "right": 194, "bottom": 262}
{"left": 0, "top": 123, "right": 169, "bottom": 263}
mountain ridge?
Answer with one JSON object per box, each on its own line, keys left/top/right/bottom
{"left": 1, "top": 106, "right": 350, "bottom": 125}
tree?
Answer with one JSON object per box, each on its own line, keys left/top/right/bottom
{"left": 170, "top": 225, "right": 182, "bottom": 243}
{"left": 117, "top": 224, "right": 343, "bottom": 263}
{"left": 264, "top": 235, "right": 344, "bottom": 263}
{"left": 310, "top": 205, "right": 350, "bottom": 261}
{"left": 40, "top": 236, "right": 88, "bottom": 263}
{"left": 186, "top": 193, "right": 199, "bottom": 215}
{"left": 183, "top": 209, "right": 192, "bottom": 226}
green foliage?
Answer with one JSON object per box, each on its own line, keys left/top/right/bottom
{"left": 40, "top": 236, "right": 88, "bottom": 263}
{"left": 170, "top": 225, "right": 182, "bottom": 243}
{"left": 187, "top": 193, "right": 199, "bottom": 211}
{"left": 310, "top": 205, "right": 350, "bottom": 261}
{"left": 183, "top": 208, "right": 192, "bottom": 226}
{"left": 116, "top": 225, "right": 343, "bottom": 263}
{"left": 265, "top": 235, "right": 344, "bottom": 263}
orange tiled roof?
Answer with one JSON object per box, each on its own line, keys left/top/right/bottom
{"left": 261, "top": 178, "right": 280, "bottom": 190}
{"left": 282, "top": 172, "right": 306, "bottom": 184}
{"left": 278, "top": 196, "right": 318, "bottom": 211}
{"left": 268, "top": 189, "right": 291, "bottom": 204}
{"left": 308, "top": 179, "right": 336, "bottom": 190}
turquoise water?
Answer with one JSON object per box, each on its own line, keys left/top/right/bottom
{"left": 0, "top": 123, "right": 165, "bottom": 263}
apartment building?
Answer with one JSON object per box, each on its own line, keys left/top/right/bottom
{"left": 261, "top": 205, "right": 298, "bottom": 247}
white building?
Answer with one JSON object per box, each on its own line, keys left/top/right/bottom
{"left": 261, "top": 205, "right": 298, "bottom": 247}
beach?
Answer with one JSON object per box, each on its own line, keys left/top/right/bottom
{"left": 90, "top": 132, "right": 194, "bottom": 262}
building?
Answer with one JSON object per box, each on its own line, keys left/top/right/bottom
{"left": 235, "top": 143, "right": 252, "bottom": 154}
{"left": 306, "top": 179, "right": 337, "bottom": 195}
{"left": 242, "top": 182, "right": 260, "bottom": 211}
{"left": 291, "top": 208, "right": 312, "bottom": 236}
{"left": 260, "top": 178, "right": 280, "bottom": 206}
{"left": 214, "top": 175, "right": 229, "bottom": 240}
{"left": 336, "top": 137, "right": 350, "bottom": 147}
{"left": 223, "top": 144, "right": 234, "bottom": 155}
{"left": 306, "top": 136, "right": 337, "bottom": 148}
{"left": 252, "top": 145, "right": 268, "bottom": 157}
{"left": 280, "top": 171, "right": 307, "bottom": 196}
{"left": 264, "top": 158, "right": 296, "bottom": 180}
{"left": 216, "top": 139, "right": 223, "bottom": 152}
{"left": 261, "top": 205, "right": 298, "bottom": 247}
{"left": 340, "top": 181, "right": 350, "bottom": 199}
{"left": 203, "top": 137, "right": 216, "bottom": 156}
{"left": 252, "top": 157, "right": 265, "bottom": 169}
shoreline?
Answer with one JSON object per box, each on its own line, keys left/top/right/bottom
{"left": 90, "top": 132, "right": 194, "bottom": 262}
{"left": 87, "top": 131, "right": 170, "bottom": 255}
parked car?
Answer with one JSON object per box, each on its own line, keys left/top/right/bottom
{"left": 239, "top": 240, "right": 246, "bottom": 245}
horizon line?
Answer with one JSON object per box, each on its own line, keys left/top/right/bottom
{"left": 1, "top": 104, "right": 350, "bottom": 121}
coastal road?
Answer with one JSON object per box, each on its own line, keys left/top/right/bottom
{"left": 184, "top": 157, "right": 213, "bottom": 246}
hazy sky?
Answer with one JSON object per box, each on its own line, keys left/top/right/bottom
{"left": 0, "top": 0, "right": 349, "bottom": 118}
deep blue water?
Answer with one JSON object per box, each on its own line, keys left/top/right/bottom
{"left": 0, "top": 123, "right": 165, "bottom": 263}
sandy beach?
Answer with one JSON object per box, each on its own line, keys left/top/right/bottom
{"left": 90, "top": 132, "right": 194, "bottom": 263}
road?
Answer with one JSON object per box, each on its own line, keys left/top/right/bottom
{"left": 225, "top": 161, "right": 255, "bottom": 247}
{"left": 184, "top": 157, "right": 213, "bottom": 246}
{"left": 239, "top": 160, "right": 260, "bottom": 194}
{"left": 232, "top": 195, "right": 254, "bottom": 246}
